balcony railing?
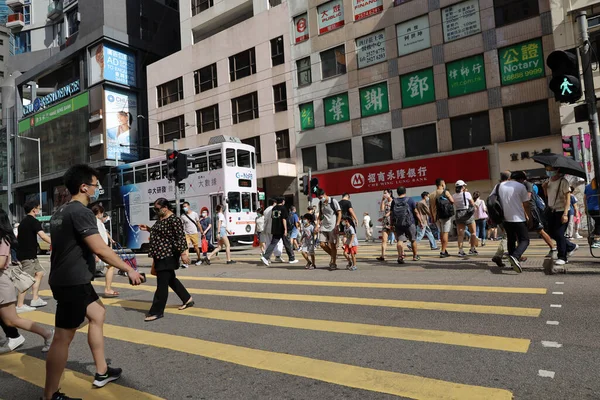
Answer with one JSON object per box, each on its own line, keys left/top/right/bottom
{"left": 6, "top": 0, "right": 25, "bottom": 11}
{"left": 6, "top": 13, "right": 24, "bottom": 29}
{"left": 48, "top": 1, "right": 63, "bottom": 20}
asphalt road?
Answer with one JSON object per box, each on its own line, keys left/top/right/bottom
{"left": 1, "top": 239, "right": 599, "bottom": 399}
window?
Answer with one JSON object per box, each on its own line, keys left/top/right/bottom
{"left": 229, "top": 48, "right": 256, "bottom": 82}
{"left": 148, "top": 163, "right": 161, "bottom": 181}
{"left": 242, "top": 136, "right": 261, "bottom": 163}
{"left": 321, "top": 45, "right": 346, "bottom": 79}
{"left": 226, "top": 149, "right": 236, "bottom": 166}
{"left": 363, "top": 133, "right": 392, "bottom": 164}
{"left": 209, "top": 149, "right": 222, "bottom": 170}
{"left": 157, "top": 77, "right": 184, "bottom": 107}
{"left": 269, "top": 0, "right": 282, "bottom": 7}
{"left": 451, "top": 112, "right": 491, "bottom": 150}
{"left": 494, "top": 0, "right": 539, "bottom": 28}
{"left": 327, "top": 140, "right": 353, "bottom": 169}
{"left": 0, "top": 55, "right": 4, "bottom": 62}
{"left": 228, "top": 192, "right": 241, "bottom": 212}
{"left": 192, "top": 152, "right": 208, "bottom": 172}
{"left": 297, "top": 57, "right": 312, "bottom": 86}
{"left": 242, "top": 193, "right": 251, "bottom": 212}
{"left": 302, "top": 147, "right": 317, "bottom": 172}
{"left": 232, "top": 92, "right": 259, "bottom": 124}
{"left": 504, "top": 101, "right": 550, "bottom": 142}
{"left": 66, "top": 7, "right": 79, "bottom": 36}
{"left": 0, "top": 72, "right": 4, "bottom": 78}
{"left": 192, "top": 0, "right": 213, "bottom": 16}
{"left": 273, "top": 83, "right": 287, "bottom": 112}
{"left": 275, "top": 130, "right": 291, "bottom": 159}
{"left": 404, "top": 124, "right": 438, "bottom": 157}
{"left": 158, "top": 116, "right": 185, "bottom": 144}
{"left": 23, "top": 2, "right": 31, "bottom": 25}
{"left": 238, "top": 150, "right": 251, "bottom": 168}
{"left": 271, "top": 36, "right": 284, "bottom": 66}
{"left": 14, "top": 31, "right": 31, "bottom": 54}
{"left": 196, "top": 105, "right": 219, "bottom": 133}
{"left": 0, "top": 40, "right": 3, "bottom": 45}
{"left": 194, "top": 63, "right": 217, "bottom": 93}
{"left": 134, "top": 166, "right": 147, "bottom": 184}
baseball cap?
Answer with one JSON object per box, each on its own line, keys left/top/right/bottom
{"left": 455, "top": 180, "right": 467, "bottom": 187}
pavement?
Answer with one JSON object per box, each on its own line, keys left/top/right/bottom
{"left": 1, "top": 238, "right": 599, "bottom": 399}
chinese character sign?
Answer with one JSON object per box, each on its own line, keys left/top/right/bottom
{"left": 353, "top": 0, "right": 383, "bottom": 21}
{"left": 442, "top": 0, "right": 481, "bottom": 43}
{"left": 360, "top": 82, "right": 389, "bottom": 118}
{"left": 89, "top": 43, "right": 137, "bottom": 87}
{"left": 356, "top": 30, "right": 386, "bottom": 69}
{"left": 294, "top": 13, "right": 309, "bottom": 44}
{"left": 499, "top": 38, "right": 545, "bottom": 86}
{"left": 446, "top": 54, "right": 486, "bottom": 97}
{"left": 396, "top": 15, "right": 431, "bottom": 56}
{"left": 400, "top": 68, "right": 435, "bottom": 108}
{"left": 318, "top": 0, "right": 345, "bottom": 35}
{"left": 300, "top": 102, "right": 315, "bottom": 130}
{"left": 324, "top": 93, "right": 350, "bottom": 125}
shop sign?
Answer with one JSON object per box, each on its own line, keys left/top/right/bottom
{"left": 356, "top": 30, "right": 386, "bottom": 69}
{"left": 300, "top": 102, "right": 315, "bottom": 131}
{"left": 105, "top": 88, "right": 139, "bottom": 162}
{"left": 446, "top": 54, "right": 486, "bottom": 97}
{"left": 294, "top": 13, "right": 309, "bottom": 44}
{"left": 22, "top": 80, "right": 80, "bottom": 117}
{"left": 324, "top": 93, "right": 350, "bottom": 125}
{"left": 360, "top": 82, "right": 389, "bottom": 118}
{"left": 314, "top": 150, "right": 490, "bottom": 195}
{"left": 318, "top": 0, "right": 345, "bottom": 35}
{"left": 400, "top": 68, "right": 435, "bottom": 108}
{"left": 19, "top": 92, "right": 89, "bottom": 133}
{"left": 90, "top": 43, "right": 137, "bottom": 87}
{"left": 442, "top": 0, "right": 480, "bottom": 42}
{"left": 396, "top": 15, "right": 430, "bottom": 56}
{"left": 353, "top": 0, "right": 383, "bottom": 21}
{"left": 499, "top": 38, "right": 545, "bottom": 86}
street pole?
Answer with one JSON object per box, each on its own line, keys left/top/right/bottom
{"left": 307, "top": 167, "right": 312, "bottom": 205}
{"left": 173, "top": 138, "right": 180, "bottom": 217}
{"left": 37, "top": 138, "right": 41, "bottom": 215}
{"left": 577, "top": 11, "right": 600, "bottom": 181}
{"left": 579, "top": 127, "right": 589, "bottom": 183}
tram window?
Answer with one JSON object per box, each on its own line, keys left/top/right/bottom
{"left": 209, "top": 151, "right": 222, "bottom": 170}
{"left": 238, "top": 150, "right": 251, "bottom": 168}
{"left": 226, "top": 149, "right": 236, "bottom": 167}
{"left": 149, "top": 205, "right": 159, "bottom": 221}
{"left": 148, "top": 163, "right": 161, "bottom": 181}
{"left": 160, "top": 161, "right": 168, "bottom": 178}
{"left": 242, "top": 192, "right": 251, "bottom": 212}
{"left": 252, "top": 192, "right": 257, "bottom": 212}
{"left": 112, "top": 173, "right": 121, "bottom": 186}
{"left": 123, "top": 169, "right": 134, "bottom": 185}
{"left": 252, "top": 152, "right": 256, "bottom": 169}
{"left": 193, "top": 152, "right": 208, "bottom": 172}
{"left": 228, "top": 192, "right": 241, "bottom": 212}
{"left": 134, "top": 166, "right": 147, "bottom": 183}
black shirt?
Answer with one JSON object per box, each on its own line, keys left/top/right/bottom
{"left": 49, "top": 201, "right": 99, "bottom": 287}
{"left": 339, "top": 199, "right": 353, "bottom": 218}
{"left": 271, "top": 205, "right": 289, "bottom": 236}
{"left": 17, "top": 215, "right": 42, "bottom": 260}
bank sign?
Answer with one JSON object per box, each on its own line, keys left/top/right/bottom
{"left": 318, "top": 0, "right": 344, "bottom": 35}
{"left": 22, "top": 80, "right": 80, "bottom": 117}
{"left": 499, "top": 39, "right": 545, "bottom": 85}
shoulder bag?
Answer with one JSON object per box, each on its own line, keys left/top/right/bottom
{"left": 9, "top": 264, "right": 35, "bottom": 293}
{"left": 455, "top": 192, "right": 475, "bottom": 223}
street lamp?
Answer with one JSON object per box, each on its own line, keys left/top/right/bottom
{"left": 12, "top": 135, "right": 42, "bottom": 215}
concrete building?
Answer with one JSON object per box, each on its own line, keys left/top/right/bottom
{"left": 146, "top": 0, "right": 299, "bottom": 204}
{"left": 289, "top": 0, "right": 564, "bottom": 224}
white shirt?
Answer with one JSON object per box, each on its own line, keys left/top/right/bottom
{"left": 363, "top": 215, "right": 371, "bottom": 228}
{"left": 217, "top": 212, "right": 226, "bottom": 229}
{"left": 452, "top": 191, "right": 473, "bottom": 211}
{"left": 96, "top": 218, "right": 109, "bottom": 245}
{"left": 181, "top": 211, "right": 200, "bottom": 234}
{"left": 498, "top": 181, "right": 529, "bottom": 222}
{"left": 263, "top": 205, "right": 274, "bottom": 234}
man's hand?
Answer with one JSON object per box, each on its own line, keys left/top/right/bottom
{"left": 128, "top": 269, "right": 143, "bottom": 285}
{"left": 181, "top": 254, "right": 191, "bottom": 265}
{"left": 562, "top": 214, "right": 569, "bottom": 224}
{"left": 333, "top": 225, "right": 340, "bottom": 235}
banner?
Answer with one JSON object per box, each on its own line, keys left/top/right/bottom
{"left": 446, "top": 54, "right": 486, "bottom": 97}
{"left": 318, "top": 0, "right": 344, "bottom": 35}
{"left": 442, "top": 0, "right": 481, "bottom": 42}
{"left": 396, "top": 15, "right": 430, "bottom": 56}
{"left": 499, "top": 39, "right": 545, "bottom": 86}
{"left": 356, "top": 30, "right": 386, "bottom": 68}
{"left": 400, "top": 68, "right": 435, "bottom": 108}
{"left": 90, "top": 43, "right": 137, "bottom": 87}
{"left": 105, "top": 88, "right": 138, "bottom": 161}
{"left": 293, "top": 13, "right": 309, "bottom": 44}
{"left": 353, "top": 0, "right": 383, "bottom": 21}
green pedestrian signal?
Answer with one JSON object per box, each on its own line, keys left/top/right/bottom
{"left": 547, "top": 50, "right": 582, "bottom": 103}
{"left": 560, "top": 78, "right": 573, "bottom": 95}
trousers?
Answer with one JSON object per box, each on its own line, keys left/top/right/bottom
{"left": 149, "top": 269, "right": 192, "bottom": 316}
{"left": 264, "top": 234, "right": 295, "bottom": 261}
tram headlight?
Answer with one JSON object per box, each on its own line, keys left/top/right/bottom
{"left": 245, "top": 224, "right": 251, "bottom": 233}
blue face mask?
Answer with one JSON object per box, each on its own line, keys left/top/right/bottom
{"left": 183, "top": 207, "right": 189, "bottom": 212}
{"left": 88, "top": 184, "right": 100, "bottom": 202}
{"left": 546, "top": 170, "right": 557, "bottom": 177}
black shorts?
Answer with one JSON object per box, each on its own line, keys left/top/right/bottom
{"left": 51, "top": 283, "right": 99, "bottom": 330}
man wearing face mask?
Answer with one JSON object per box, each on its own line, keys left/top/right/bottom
{"left": 15, "top": 199, "right": 52, "bottom": 313}
{"left": 180, "top": 202, "right": 202, "bottom": 267}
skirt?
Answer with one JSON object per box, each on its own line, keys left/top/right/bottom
{"left": 0, "top": 269, "right": 17, "bottom": 305}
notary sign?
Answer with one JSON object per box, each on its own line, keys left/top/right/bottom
{"left": 318, "top": 0, "right": 345, "bottom": 35}
{"left": 356, "top": 30, "right": 386, "bottom": 69}
{"left": 353, "top": 0, "right": 383, "bottom": 21}
{"left": 499, "top": 38, "right": 545, "bottom": 86}
{"left": 294, "top": 13, "right": 309, "bottom": 44}
{"left": 442, "top": 0, "right": 481, "bottom": 42}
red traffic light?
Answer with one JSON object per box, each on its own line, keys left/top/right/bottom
{"left": 168, "top": 150, "right": 178, "bottom": 159}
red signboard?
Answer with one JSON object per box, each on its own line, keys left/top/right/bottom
{"left": 313, "top": 150, "right": 490, "bottom": 196}
{"left": 294, "top": 14, "right": 309, "bottom": 44}
{"left": 353, "top": 0, "right": 383, "bottom": 21}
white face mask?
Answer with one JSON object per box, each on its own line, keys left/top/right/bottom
{"left": 201, "top": 212, "right": 207, "bottom": 217}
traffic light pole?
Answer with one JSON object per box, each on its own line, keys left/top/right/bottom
{"left": 173, "top": 138, "right": 180, "bottom": 217}
{"left": 307, "top": 168, "right": 312, "bottom": 205}
{"left": 577, "top": 11, "right": 600, "bottom": 182}
{"left": 579, "top": 127, "right": 589, "bottom": 183}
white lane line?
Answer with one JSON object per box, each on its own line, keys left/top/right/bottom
{"left": 555, "top": 282, "right": 564, "bottom": 285}
{"left": 541, "top": 341, "right": 563, "bottom": 348}
{"left": 546, "top": 321, "right": 560, "bottom": 325}
{"left": 538, "top": 370, "right": 555, "bottom": 379}
{"left": 550, "top": 304, "right": 562, "bottom": 308}
{"left": 552, "top": 292, "right": 564, "bottom": 295}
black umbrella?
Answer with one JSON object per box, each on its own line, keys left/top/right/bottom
{"left": 531, "top": 153, "right": 586, "bottom": 178}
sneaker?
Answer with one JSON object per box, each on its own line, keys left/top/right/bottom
{"left": 42, "top": 329, "right": 54, "bottom": 353}
{"left": 180, "top": 264, "right": 189, "bottom": 269}
{"left": 274, "top": 257, "right": 284, "bottom": 263}
{"left": 592, "top": 242, "right": 600, "bottom": 249}
{"left": 226, "top": 260, "right": 237, "bottom": 265}
{"left": 30, "top": 298, "right": 48, "bottom": 308}
{"left": 574, "top": 233, "right": 583, "bottom": 239}
{"left": 481, "top": 241, "right": 486, "bottom": 247}
{"left": 458, "top": 250, "right": 467, "bottom": 257}
{"left": 7, "top": 335, "right": 25, "bottom": 351}
{"left": 93, "top": 366, "right": 122, "bottom": 388}
{"left": 507, "top": 255, "right": 522, "bottom": 273}
{"left": 289, "top": 259, "right": 299, "bottom": 264}
{"left": 203, "top": 257, "right": 211, "bottom": 265}
{"left": 554, "top": 259, "right": 566, "bottom": 266}
{"left": 468, "top": 249, "right": 479, "bottom": 256}
{"left": 440, "top": 251, "right": 450, "bottom": 258}
{"left": 567, "top": 244, "right": 579, "bottom": 258}
{"left": 397, "top": 257, "right": 405, "bottom": 264}
{"left": 413, "top": 255, "right": 421, "bottom": 261}
{"left": 50, "top": 391, "right": 82, "bottom": 400}
{"left": 195, "top": 260, "right": 202, "bottom": 266}
{"left": 349, "top": 265, "right": 357, "bottom": 271}
{"left": 492, "top": 255, "right": 505, "bottom": 268}
{"left": 260, "top": 256, "right": 270, "bottom": 266}
{"left": 328, "top": 264, "right": 338, "bottom": 271}
{"left": 546, "top": 249, "right": 557, "bottom": 258}
{"left": 16, "top": 305, "right": 36, "bottom": 314}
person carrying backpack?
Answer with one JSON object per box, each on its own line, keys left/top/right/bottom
{"left": 429, "top": 178, "right": 454, "bottom": 258}
{"left": 287, "top": 206, "right": 300, "bottom": 251}
{"left": 391, "top": 186, "right": 422, "bottom": 263}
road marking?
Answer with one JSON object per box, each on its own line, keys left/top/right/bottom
{"left": 552, "top": 292, "right": 564, "bottom": 295}
{"left": 95, "top": 282, "right": 543, "bottom": 317}
{"left": 555, "top": 282, "right": 564, "bottom": 285}
{"left": 142, "top": 276, "right": 547, "bottom": 294}
{"left": 546, "top": 321, "right": 560, "bottom": 325}
{"left": 541, "top": 341, "right": 563, "bottom": 348}
{"left": 26, "top": 311, "right": 513, "bottom": 400}
{"left": 550, "top": 304, "right": 562, "bottom": 308}
{"left": 538, "top": 370, "right": 555, "bottom": 379}
{"left": 0, "top": 352, "right": 163, "bottom": 400}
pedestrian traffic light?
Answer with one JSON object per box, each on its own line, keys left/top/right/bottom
{"left": 166, "top": 150, "right": 189, "bottom": 183}
{"left": 547, "top": 50, "right": 582, "bottom": 103}
{"left": 299, "top": 175, "right": 309, "bottom": 195}
{"left": 310, "top": 177, "right": 319, "bottom": 196}
{"left": 562, "top": 136, "right": 581, "bottom": 161}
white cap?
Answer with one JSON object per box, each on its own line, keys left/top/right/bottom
{"left": 455, "top": 180, "right": 467, "bottom": 187}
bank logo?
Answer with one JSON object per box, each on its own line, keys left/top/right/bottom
{"left": 107, "top": 95, "right": 115, "bottom": 102}
{"left": 351, "top": 173, "right": 365, "bottom": 189}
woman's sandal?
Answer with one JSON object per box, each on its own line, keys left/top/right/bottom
{"left": 376, "top": 257, "right": 385, "bottom": 261}
{"left": 144, "top": 314, "right": 163, "bottom": 322}
{"left": 104, "top": 291, "right": 119, "bottom": 298}
{"left": 179, "top": 300, "right": 195, "bottom": 310}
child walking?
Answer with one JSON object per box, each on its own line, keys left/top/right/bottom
{"left": 342, "top": 217, "right": 358, "bottom": 271}
{"left": 300, "top": 213, "right": 316, "bottom": 269}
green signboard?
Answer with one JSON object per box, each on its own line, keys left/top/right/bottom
{"left": 400, "top": 68, "right": 435, "bottom": 108}
{"left": 446, "top": 54, "right": 486, "bottom": 98}
{"left": 299, "top": 102, "right": 315, "bottom": 130}
{"left": 18, "top": 92, "right": 89, "bottom": 133}
{"left": 324, "top": 93, "right": 350, "bottom": 126}
{"left": 499, "top": 38, "right": 544, "bottom": 86}
{"left": 360, "top": 82, "right": 389, "bottom": 117}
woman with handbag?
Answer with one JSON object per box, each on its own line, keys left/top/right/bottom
{"left": 0, "top": 209, "right": 54, "bottom": 351}
{"left": 452, "top": 180, "right": 478, "bottom": 257}
{"left": 138, "top": 198, "right": 193, "bottom": 322}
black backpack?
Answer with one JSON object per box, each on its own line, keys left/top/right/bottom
{"left": 486, "top": 184, "right": 504, "bottom": 225}
{"left": 392, "top": 198, "right": 413, "bottom": 227}
{"left": 436, "top": 192, "right": 455, "bottom": 219}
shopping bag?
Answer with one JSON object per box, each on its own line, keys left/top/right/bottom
{"left": 201, "top": 237, "right": 208, "bottom": 253}
{"left": 252, "top": 234, "right": 260, "bottom": 247}
{"left": 9, "top": 265, "right": 35, "bottom": 293}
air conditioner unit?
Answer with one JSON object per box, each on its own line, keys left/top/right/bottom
{"left": 589, "top": 15, "right": 600, "bottom": 31}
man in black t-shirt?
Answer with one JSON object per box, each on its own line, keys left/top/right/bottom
{"left": 43, "top": 165, "right": 143, "bottom": 400}
{"left": 338, "top": 193, "right": 358, "bottom": 243}
{"left": 260, "top": 197, "right": 298, "bottom": 266}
